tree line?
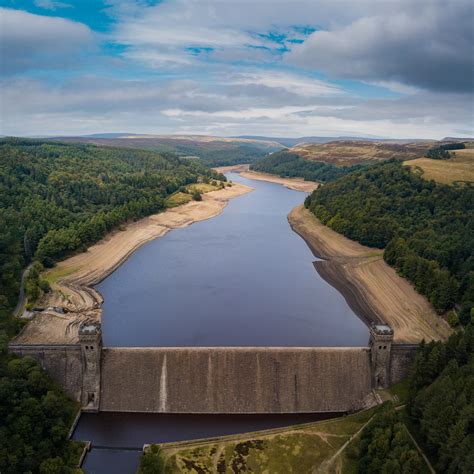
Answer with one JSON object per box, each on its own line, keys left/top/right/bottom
{"left": 0, "top": 341, "right": 81, "bottom": 473}
{"left": 0, "top": 138, "right": 224, "bottom": 331}
{"left": 305, "top": 160, "right": 473, "bottom": 316}
{"left": 0, "top": 138, "right": 227, "bottom": 471}
{"left": 344, "top": 322, "right": 473, "bottom": 473}
{"left": 250, "top": 149, "right": 366, "bottom": 183}
{"left": 426, "top": 142, "right": 465, "bottom": 160}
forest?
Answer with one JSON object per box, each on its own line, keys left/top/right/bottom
{"left": 0, "top": 138, "right": 227, "bottom": 471}
{"left": 426, "top": 142, "right": 465, "bottom": 160}
{"left": 0, "top": 138, "right": 223, "bottom": 334}
{"left": 347, "top": 322, "right": 474, "bottom": 473}
{"left": 250, "top": 149, "right": 366, "bottom": 182}
{"left": 305, "top": 160, "right": 473, "bottom": 316}
{"left": 0, "top": 341, "right": 82, "bottom": 473}
{"left": 406, "top": 322, "right": 474, "bottom": 472}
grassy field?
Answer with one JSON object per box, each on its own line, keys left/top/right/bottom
{"left": 404, "top": 149, "right": 474, "bottom": 185}
{"left": 165, "top": 182, "right": 224, "bottom": 207}
{"left": 152, "top": 410, "right": 376, "bottom": 473}
{"left": 44, "top": 265, "right": 79, "bottom": 285}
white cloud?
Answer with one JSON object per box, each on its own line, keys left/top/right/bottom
{"left": 0, "top": 8, "right": 94, "bottom": 74}
{"left": 286, "top": 1, "right": 474, "bottom": 92}
{"left": 229, "top": 71, "right": 344, "bottom": 97}
{"left": 34, "top": 0, "right": 72, "bottom": 10}
{"left": 2, "top": 75, "right": 471, "bottom": 139}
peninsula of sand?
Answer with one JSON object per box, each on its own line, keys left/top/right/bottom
{"left": 289, "top": 205, "right": 451, "bottom": 343}
{"left": 215, "top": 165, "right": 318, "bottom": 193}
{"left": 14, "top": 182, "right": 252, "bottom": 345}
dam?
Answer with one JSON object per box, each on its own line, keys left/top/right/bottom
{"left": 9, "top": 319, "right": 417, "bottom": 414}
{"left": 9, "top": 173, "right": 419, "bottom": 470}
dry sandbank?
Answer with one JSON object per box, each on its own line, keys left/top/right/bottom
{"left": 14, "top": 182, "right": 252, "bottom": 344}
{"left": 214, "top": 164, "right": 318, "bottom": 193}
{"left": 289, "top": 205, "right": 451, "bottom": 343}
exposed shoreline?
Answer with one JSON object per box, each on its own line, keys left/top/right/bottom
{"left": 214, "top": 165, "right": 319, "bottom": 193}
{"left": 14, "top": 182, "right": 252, "bottom": 344}
{"left": 288, "top": 205, "right": 451, "bottom": 343}
{"left": 15, "top": 166, "right": 450, "bottom": 345}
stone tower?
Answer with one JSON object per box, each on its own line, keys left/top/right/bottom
{"left": 78, "top": 320, "right": 102, "bottom": 412}
{"left": 369, "top": 323, "right": 394, "bottom": 389}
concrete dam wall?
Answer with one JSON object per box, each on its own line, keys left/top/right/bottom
{"left": 100, "top": 347, "right": 373, "bottom": 413}
{"left": 8, "top": 344, "right": 83, "bottom": 401}
{"left": 9, "top": 323, "right": 419, "bottom": 414}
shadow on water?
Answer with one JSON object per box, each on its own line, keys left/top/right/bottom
{"left": 75, "top": 412, "right": 339, "bottom": 473}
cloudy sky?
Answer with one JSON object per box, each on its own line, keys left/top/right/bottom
{"left": 0, "top": 0, "right": 473, "bottom": 138}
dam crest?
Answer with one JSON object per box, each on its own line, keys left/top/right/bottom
{"left": 9, "top": 321, "right": 418, "bottom": 414}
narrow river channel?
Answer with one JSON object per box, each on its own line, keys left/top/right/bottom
{"left": 73, "top": 172, "right": 369, "bottom": 472}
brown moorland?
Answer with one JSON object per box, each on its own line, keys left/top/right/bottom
{"left": 404, "top": 148, "right": 474, "bottom": 185}
{"left": 291, "top": 140, "right": 433, "bottom": 166}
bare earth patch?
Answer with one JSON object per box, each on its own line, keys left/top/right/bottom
{"left": 288, "top": 205, "right": 451, "bottom": 343}
{"left": 14, "top": 183, "right": 252, "bottom": 345}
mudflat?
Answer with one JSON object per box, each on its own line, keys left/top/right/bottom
{"left": 288, "top": 205, "right": 451, "bottom": 343}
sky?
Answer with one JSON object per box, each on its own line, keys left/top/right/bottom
{"left": 0, "top": 0, "right": 473, "bottom": 139}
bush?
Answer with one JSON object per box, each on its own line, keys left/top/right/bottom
{"left": 138, "top": 445, "right": 166, "bottom": 473}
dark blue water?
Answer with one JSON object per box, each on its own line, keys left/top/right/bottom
{"left": 97, "top": 172, "right": 368, "bottom": 347}
{"left": 76, "top": 412, "right": 336, "bottom": 474}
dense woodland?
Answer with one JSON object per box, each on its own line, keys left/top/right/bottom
{"left": 305, "top": 161, "right": 473, "bottom": 316}
{"left": 250, "top": 149, "right": 365, "bottom": 182}
{"left": 348, "top": 323, "right": 474, "bottom": 473}
{"left": 0, "top": 138, "right": 226, "bottom": 471}
{"left": 0, "top": 138, "right": 223, "bottom": 333}
{"left": 0, "top": 341, "right": 81, "bottom": 473}
{"left": 407, "top": 323, "right": 474, "bottom": 472}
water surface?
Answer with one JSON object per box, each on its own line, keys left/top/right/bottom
{"left": 97, "top": 172, "right": 368, "bottom": 346}
{"left": 75, "top": 412, "right": 336, "bottom": 474}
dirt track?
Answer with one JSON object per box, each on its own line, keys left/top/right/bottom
{"left": 289, "top": 205, "right": 451, "bottom": 343}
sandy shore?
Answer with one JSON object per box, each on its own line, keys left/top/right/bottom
{"left": 215, "top": 164, "right": 318, "bottom": 193}
{"left": 289, "top": 205, "right": 451, "bottom": 343}
{"left": 14, "top": 182, "right": 252, "bottom": 344}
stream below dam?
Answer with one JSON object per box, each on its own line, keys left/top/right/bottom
{"left": 74, "top": 172, "right": 369, "bottom": 472}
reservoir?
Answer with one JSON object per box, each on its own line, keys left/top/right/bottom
{"left": 98, "top": 172, "right": 368, "bottom": 347}
{"left": 76, "top": 172, "right": 369, "bottom": 472}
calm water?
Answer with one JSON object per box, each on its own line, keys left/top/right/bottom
{"left": 75, "top": 412, "right": 336, "bottom": 474}
{"left": 97, "top": 172, "right": 368, "bottom": 347}
{"left": 79, "top": 173, "right": 369, "bottom": 472}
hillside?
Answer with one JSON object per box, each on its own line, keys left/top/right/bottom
{"left": 51, "top": 134, "right": 283, "bottom": 167}
{"left": 305, "top": 161, "right": 473, "bottom": 318}
{"left": 404, "top": 148, "right": 474, "bottom": 185}
{"left": 250, "top": 149, "right": 366, "bottom": 183}
{"left": 0, "top": 138, "right": 223, "bottom": 333}
{"left": 291, "top": 140, "right": 433, "bottom": 166}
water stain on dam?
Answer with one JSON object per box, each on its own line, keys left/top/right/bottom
{"left": 97, "top": 172, "right": 368, "bottom": 347}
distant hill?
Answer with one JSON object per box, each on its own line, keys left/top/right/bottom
{"left": 50, "top": 134, "right": 284, "bottom": 167}
{"left": 235, "top": 135, "right": 436, "bottom": 148}
{"left": 289, "top": 140, "right": 436, "bottom": 166}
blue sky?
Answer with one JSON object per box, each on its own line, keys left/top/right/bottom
{"left": 0, "top": 0, "right": 472, "bottom": 138}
